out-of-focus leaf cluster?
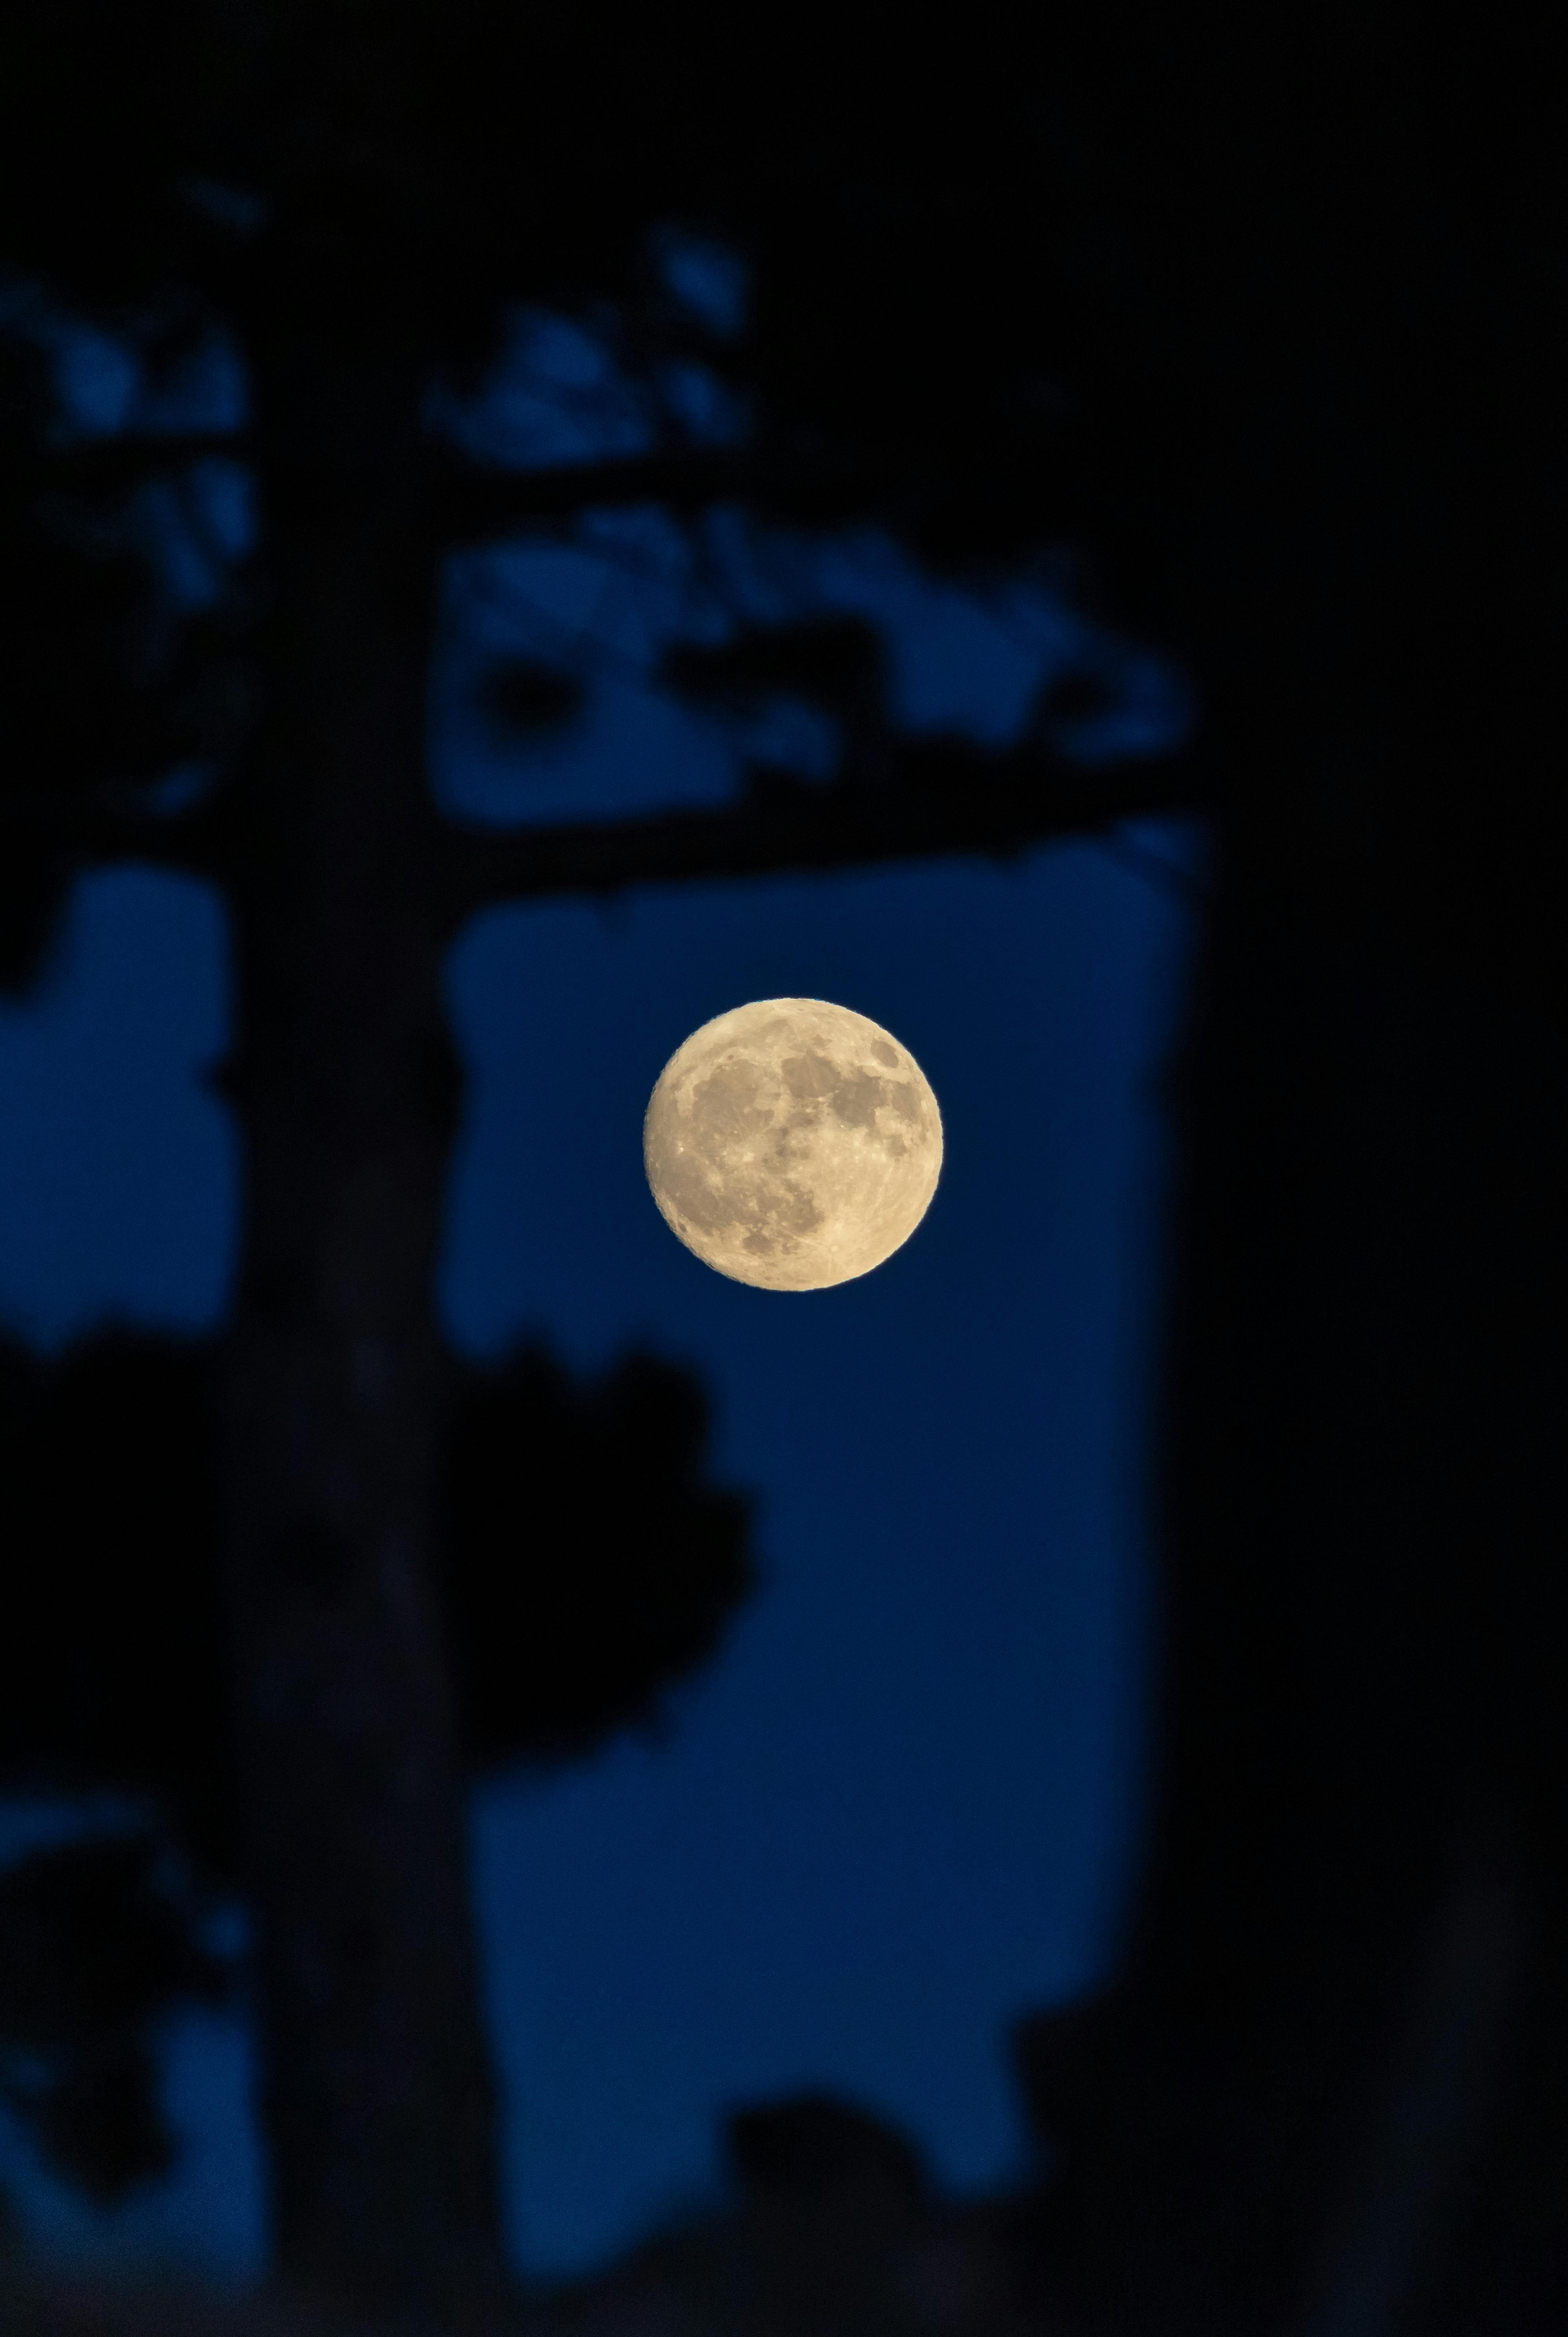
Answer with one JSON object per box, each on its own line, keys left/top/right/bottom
{"left": 0, "top": 1329, "right": 753, "bottom": 2192}
{"left": 0, "top": 1833, "right": 231, "bottom": 2203}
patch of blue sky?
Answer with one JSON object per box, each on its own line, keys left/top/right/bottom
{"left": 682, "top": 509, "right": 1195, "bottom": 772}
{"left": 729, "top": 694, "right": 841, "bottom": 781}
{"left": 0, "top": 1797, "right": 162, "bottom": 1869}
{"left": 0, "top": 1795, "right": 260, "bottom": 2280}
{"left": 808, "top": 532, "right": 1081, "bottom": 746}
{"left": 0, "top": 289, "right": 248, "bottom": 440}
{"left": 128, "top": 458, "right": 255, "bottom": 611}
{"left": 430, "top": 512, "right": 742, "bottom": 823}
{"left": 439, "top": 841, "right": 1190, "bottom": 2272}
{"left": 185, "top": 455, "right": 254, "bottom": 561}
{"left": 431, "top": 304, "right": 748, "bottom": 470}
{"left": 441, "top": 657, "right": 740, "bottom": 825}
{"left": 653, "top": 226, "right": 750, "bottom": 340}
{"left": 131, "top": 325, "right": 250, "bottom": 436}
{"left": 0, "top": 293, "right": 254, "bottom": 654}
{"left": 0, "top": 2005, "right": 265, "bottom": 2283}
{"left": 429, "top": 308, "right": 657, "bottom": 470}
{"left": 1051, "top": 646, "right": 1199, "bottom": 766}
{"left": 0, "top": 869, "right": 237, "bottom": 1352}
{"left": 746, "top": 526, "right": 1195, "bottom": 762}
{"left": 655, "top": 359, "right": 751, "bottom": 447}
{"left": 1117, "top": 813, "right": 1216, "bottom": 886}
{"left": 34, "top": 310, "right": 140, "bottom": 436}
{"left": 425, "top": 280, "right": 1194, "bottom": 824}
{"left": 434, "top": 502, "right": 1195, "bottom": 826}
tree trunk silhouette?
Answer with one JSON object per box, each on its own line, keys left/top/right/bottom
{"left": 1021, "top": 776, "right": 1568, "bottom": 2337}
{"left": 215, "top": 313, "right": 504, "bottom": 2320}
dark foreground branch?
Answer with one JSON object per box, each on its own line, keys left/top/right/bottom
{"left": 6, "top": 746, "right": 1206, "bottom": 934}
{"left": 436, "top": 739, "right": 1207, "bottom": 932}
{"left": 43, "top": 432, "right": 249, "bottom": 497}
{"left": 427, "top": 437, "right": 1077, "bottom": 547}
{"left": 2, "top": 789, "right": 239, "bottom": 882}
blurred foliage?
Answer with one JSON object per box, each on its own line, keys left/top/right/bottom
{"left": 0, "top": 1335, "right": 235, "bottom": 1877}
{"left": 474, "top": 656, "right": 587, "bottom": 742}
{"left": 0, "top": 1834, "right": 230, "bottom": 2202}
{"left": 660, "top": 618, "right": 886, "bottom": 785}
{"left": 0, "top": 1327, "right": 752, "bottom": 2191}
{"left": 0, "top": 1330, "right": 752, "bottom": 1842}
{"left": 1, "top": 0, "right": 1560, "bottom": 967}
{"left": 0, "top": 334, "right": 178, "bottom": 988}
{"left": 439, "top": 1343, "right": 755, "bottom": 1768}
{"left": 1, "top": 0, "right": 1561, "bottom": 2294}
{"left": 0, "top": 0, "right": 1156, "bottom": 989}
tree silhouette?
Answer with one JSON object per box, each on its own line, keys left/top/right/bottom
{"left": 4, "top": 0, "right": 1561, "bottom": 2331}
{"left": 0, "top": 1832, "right": 231, "bottom": 2206}
{"left": 992, "top": 11, "right": 1568, "bottom": 2334}
{"left": 0, "top": 1328, "right": 752, "bottom": 2207}
{"left": 1, "top": 9, "right": 1182, "bottom": 2318}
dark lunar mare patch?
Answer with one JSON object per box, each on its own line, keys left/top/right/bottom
{"left": 647, "top": 1135, "right": 738, "bottom": 1234}
{"left": 829, "top": 1069, "right": 885, "bottom": 1131}
{"left": 691, "top": 1060, "right": 771, "bottom": 1146}
{"left": 777, "top": 1044, "right": 928, "bottom": 1149}
{"left": 782, "top": 1050, "right": 841, "bottom": 1100}
{"left": 772, "top": 1181, "right": 823, "bottom": 1235}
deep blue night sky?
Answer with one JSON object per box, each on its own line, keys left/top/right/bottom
{"left": 0, "top": 278, "right": 1208, "bottom": 2283}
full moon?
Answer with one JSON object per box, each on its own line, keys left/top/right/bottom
{"left": 643, "top": 998, "right": 943, "bottom": 1290}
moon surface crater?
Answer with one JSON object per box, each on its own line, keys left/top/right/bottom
{"left": 644, "top": 998, "right": 943, "bottom": 1290}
